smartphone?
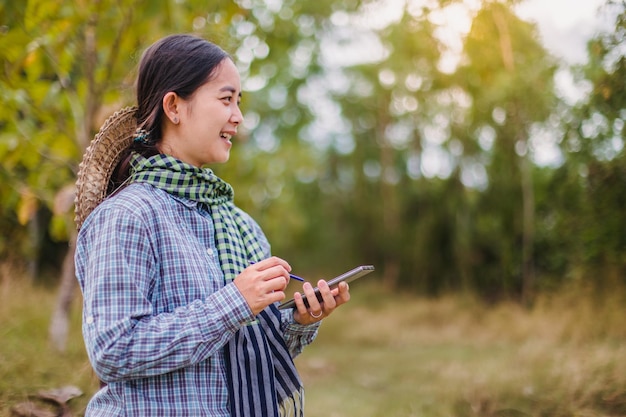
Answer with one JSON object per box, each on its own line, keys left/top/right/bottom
{"left": 278, "top": 265, "right": 375, "bottom": 310}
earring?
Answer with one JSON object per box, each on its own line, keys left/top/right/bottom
{"left": 173, "top": 117, "right": 179, "bottom": 124}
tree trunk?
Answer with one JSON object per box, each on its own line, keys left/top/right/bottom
{"left": 492, "top": 6, "right": 535, "bottom": 303}
{"left": 48, "top": 12, "right": 101, "bottom": 352}
{"left": 520, "top": 148, "right": 535, "bottom": 304}
{"left": 49, "top": 232, "right": 77, "bottom": 352}
{"left": 378, "top": 103, "right": 400, "bottom": 290}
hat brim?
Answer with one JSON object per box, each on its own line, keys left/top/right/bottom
{"left": 75, "top": 106, "right": 137, "bottom": 230}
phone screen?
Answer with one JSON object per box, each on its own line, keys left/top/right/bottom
{"left": 278, "top": 265, "right": 375, "bottom": 310}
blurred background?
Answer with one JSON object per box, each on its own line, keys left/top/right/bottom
{"left": 1, "top": 0, "right": 625, "bottom": 416}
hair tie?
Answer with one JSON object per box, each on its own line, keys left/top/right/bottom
{"left": 133, "top": 128, "right": 152, "bottom": 144}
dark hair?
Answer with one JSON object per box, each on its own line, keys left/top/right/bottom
{"left": 110, "top": 34, "right": 230, "bottom": 192}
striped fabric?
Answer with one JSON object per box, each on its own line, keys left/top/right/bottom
{"left": 130, "top": 153, "right": 304, "bottom": 417}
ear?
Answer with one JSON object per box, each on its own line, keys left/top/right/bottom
{"left": 162, "top": 92, "right": 180, "bottom": 125}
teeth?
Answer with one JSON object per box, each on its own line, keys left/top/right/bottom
{"left": 220, "top": 133, "right": 232, "bottom": 140}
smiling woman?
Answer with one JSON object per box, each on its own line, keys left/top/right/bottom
{"left": 73, "top": 34, "right": 353, "bottom": 417}
{"left": 157, "top": 59, "right": 243, "bottom": 166}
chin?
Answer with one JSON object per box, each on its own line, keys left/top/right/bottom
{"left": 212, "top": 154, "right": 231, "bottom": 165}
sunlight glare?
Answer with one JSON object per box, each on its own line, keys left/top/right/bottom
{"left": 515, "top": 0, "right": 606, "bottom": 63}
{"left": 358, "top": 0, "right": 479, "bottom": 73}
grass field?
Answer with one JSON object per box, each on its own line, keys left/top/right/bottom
{"left": 1, "top": 277, "right": 625, "bottom": 417}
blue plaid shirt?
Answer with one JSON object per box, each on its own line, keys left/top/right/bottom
{"left": 75, "top": 183, "right": 319, "bottom": 416}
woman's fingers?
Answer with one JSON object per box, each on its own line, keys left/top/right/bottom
{"left": 234, "top": 257, "right": 291, "bottom": 314}
{"left": 293, "top": 280, "right": 352, "bottom": 324}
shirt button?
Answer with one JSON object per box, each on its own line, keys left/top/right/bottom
{"left": 206, "top": 248, "right": 214, "bottom": 256}
{"left": 86, "top": 316, "right": 94, "bottom": 325}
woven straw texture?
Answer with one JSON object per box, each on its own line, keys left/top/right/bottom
{"left": 75, "top": 106, "right": 138, "bottom": 230}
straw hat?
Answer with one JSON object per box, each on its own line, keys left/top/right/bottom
{"left": 75, "top": 106, "right": 138, "bottom": 230}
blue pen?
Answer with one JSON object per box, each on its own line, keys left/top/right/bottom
{"left": 288, "top": 272, "right": 306, "bottom": 282}
{"left": 249, "top": 261, "right": 305, "bottom": 282}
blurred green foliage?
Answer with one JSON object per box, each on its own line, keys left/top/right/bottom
{"left": 0, "top": 0, "right": 624, "bottom": 300}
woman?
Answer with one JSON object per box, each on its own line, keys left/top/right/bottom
{"left": 74, "top": 34, "right": 351, "bottom": 416}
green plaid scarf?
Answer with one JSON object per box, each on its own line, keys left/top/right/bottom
{"left": 129, "top": 153, "right": 304, "bottom": 417}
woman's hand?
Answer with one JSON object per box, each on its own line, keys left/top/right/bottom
{"left": 234, "top": 257, "right": 291, "bottom": 315}
{"left": 292, "top": 280, "right": 351, "bottom": 325}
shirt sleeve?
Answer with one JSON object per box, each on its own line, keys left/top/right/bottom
{"left": 76, "top": 206, "right": 254, "bottom": 383}
{"left": 280, "top": 308, "right": 321, "bottom": 357}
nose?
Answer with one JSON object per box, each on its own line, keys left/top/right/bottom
{"left": 231, "top": 103, "right": 244, "bottom": 125}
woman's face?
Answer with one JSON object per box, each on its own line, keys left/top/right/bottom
{"left": 162, "top": 58, "right": 243, "bottom": 167}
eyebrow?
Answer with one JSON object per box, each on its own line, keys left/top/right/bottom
{"left": 219, "top": 86, "right": 242, "bottom": 97}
